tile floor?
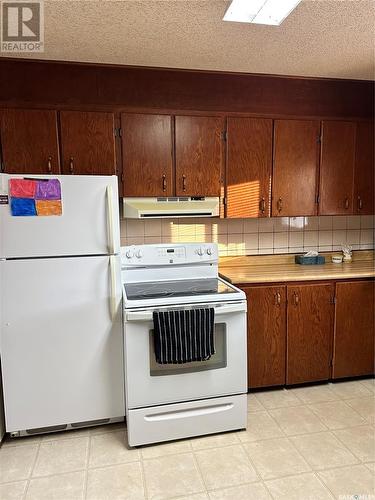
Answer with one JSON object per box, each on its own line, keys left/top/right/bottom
{"left": 0, "top": 379, "right": 374, "bottom": 500}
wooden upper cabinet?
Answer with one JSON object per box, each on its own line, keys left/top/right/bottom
{"left": 244, "top": 285, "right": 286, "bottom": 389}
{"left": 354, "top": 121, "right": 374, "bottom": 215}
{"left": 319, "top": 121, "right": 356, "bottom": 215}
{"left": 0, "top": 108, "right": 60, "bottom": 174}
{"left": 226, "top": 117, "right": 272, "bottom": 218}
{"left": 121, "top": 113, "right": 173, "bottom": 197}
{"left": 60, "top": 111, "right": 116, "bottom": 176}
{"left": 175, "top": 115, "right": 223, "bottom": 197}
{"left": 272, "top": 120, "right": 320, "bottom": 217}
{"left": 287, "top": 283, "right": 334, "bottom": 385}
{"left": 333, "top": 281, "right": 375, "bottom": 379}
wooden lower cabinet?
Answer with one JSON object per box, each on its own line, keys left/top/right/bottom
{"left": 333, "top": 281, "right": 375, "bottom": 378}
{"left": 287, "top": 283, "right": 334, "bottom": 385}
{"left": 244, "top": 286, "right": 286, "bottom": 388}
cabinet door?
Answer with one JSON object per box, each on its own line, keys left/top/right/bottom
{"left": 227, "top": 117, "right": 272, "bottom": 218}
{"left": 319, "top": 121, "right": 356, "bottom": 215}
{"left": 354, "top": 122, "right": 374, "bottom": 215}
{"left": 333, "top": 281, "right": 375, "bottom": 379}
{"left": 244, "top": 286, "right": 286, "bottom": 388}
{"left": 287, "top": 284, "right": 334, "bottom": 385}
{"left": 60, "top": 111, "right": 116, "bottom": 175}
{"left": 272, "top": 120, "right": 319, "bottom": 217}
{"left": 0, "top": 108, "right": 60, "bottom": 174}
{"left": 175, "top": 115, "right": 223, "bottom": 197}
{"left": 121, "top": 113, "right": 173, "bottom": 197}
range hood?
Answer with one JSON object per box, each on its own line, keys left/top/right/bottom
{"left": 122, "top": 197, "right": 220, "bottom": 218}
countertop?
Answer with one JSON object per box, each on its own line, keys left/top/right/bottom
{"left": 219, "top": 251, "right": 375, "bottom": 285}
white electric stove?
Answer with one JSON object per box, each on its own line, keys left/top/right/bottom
{"left": 121, "top": 242, "right": 247, "bottom": 447}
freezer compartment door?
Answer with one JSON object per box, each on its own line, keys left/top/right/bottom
{"left": 0, "top": 256, "right": 124, "bottom": 432}
{"left": 127, "top": 394, "right": 247, "bottom": 447}
{"left": 0, "top": 174, "right": 120, "bottom": 258}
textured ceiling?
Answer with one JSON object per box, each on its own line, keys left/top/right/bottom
{"left": 3, "top": 0, "right": 375, "bottom": 80}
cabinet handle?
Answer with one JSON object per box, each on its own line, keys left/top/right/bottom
{"left": 357, "top": 196, "right": 363, "bottom": 211}
{"left": 259, "top": 197, "right": 266, "bottom": 214}
{"left": 162, "top": 174, "right": 167, "bottom": 192}
{"left": 344, "top": 197, "right": 349, "bottom": 210}
{"left": 69, "top": 157, "right": 74, "bottom": 174}
{"left": 275, "top": 291, "right": 281, "bottom": 306}
{"left": 277, "top": 197, "right": 283, "bottom": 213}
{"left": 47, "top": 156, "right": 52, "bottom": 173}
{"left": 293, "top": 292, "right": 299, "bottom": 306}
{"left": 182, "top": 174, "right": 186, "bottom": 192}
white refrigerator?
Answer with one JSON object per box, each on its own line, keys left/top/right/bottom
{"left": 0, "top": 174, "right": 124, "bottom": 435}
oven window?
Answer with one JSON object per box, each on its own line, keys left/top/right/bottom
{"left": 149, "top": 323, "right": 227, "bottom": 376}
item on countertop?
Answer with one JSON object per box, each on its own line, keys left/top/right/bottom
{"left": 295, "top": 251, "right": 325, "bottom": 265}
{"left": 342, "top": 244, "right": 353, "bottom": 263}
{"left": 332, "top": 255, "right": 343, "bottom": 264}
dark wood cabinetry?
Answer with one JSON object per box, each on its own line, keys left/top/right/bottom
{"left": 319, "top": 121, "right": 356, "bottom": 215}
{"left": 121, "top": 113, "right": 173, "bottom": 197}
{"left": 60, "top": 111, "right": 116, "bottom": 176}
{"left": 226, "top": 117, "right": 272, "bottom": 218}
{"left": 0, "top": 108, "right": 60, "bottom": 174}
{"left": 244, "top": 285, "right": 286, "bottom": 388}
{"left": 333, "top": 281, "right": 375, "bottom": 378}
{"left": 175, "top": 116, "right": 223, "bottom": 197}
{"left": 272, "top": 120, "right": 320, "bottom": 217}
{"left": 354, "top": 121, "right": 374, "bottom": 215}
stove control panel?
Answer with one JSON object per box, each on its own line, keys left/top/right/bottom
{"left": 121, "top": 243, "right": 218, "bottom": 266}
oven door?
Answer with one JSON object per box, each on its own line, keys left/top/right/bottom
{"left": 124, "top": 301, "right": 247, "bottom": 409}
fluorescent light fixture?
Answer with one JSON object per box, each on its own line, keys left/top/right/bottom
{"left": 223, "top": 0, "right": 302, "bottom": 26}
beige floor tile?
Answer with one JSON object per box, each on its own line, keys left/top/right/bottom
{"left": 243, "top": 437, "right": 310, "bottom": 480}
{"left": 265, "top": 473, "right": 334, "bottom": 499}
{"left": 255, "top": 389, "right": 302, "bottom": 409}
{"left": 190, "top": 432, "right": 239, "bottom": 451}
{"left": 0, "top": 444, "right": 38, "bottom": 483}
{"left": 89, "top": 430, "right": 139, "bottom": 467}
{"left": 236, "top": 412, "right": 284, "bottom": 442}
{"left": 247, "top": 393, "right": 266, "bottom": 413}
{"left": 195, "top": 444, "right": 258, "bottom": 490}
{"left": 141, "top": 439, "right": 191, "bottom": 459}
{"left": 25, "top": 470, "right": 85, "bottom": 500}
{"left": 208, "top": 482, "right": 272, "bottom": 499}
{"left": 360, "top": 378, "right": 375, "bottom": 393}
{"left": 365, "top": 462, "right": 375, "bottom": 472}
{"left": 330, "top": 380, "right": 373, "bottom": 399}
{"left": 290, "top": 431, "right": 359, "bottom": 470}
{"left": 143, "top": 452, "right": 204, "bottom": 500}
{"left": 269, "top": 406, "right": 327, "bottom": 436}
{"left": 176, "top": 494, "right": 209, "bottom": 500}
{"left": 345, "top": 397, "right": 375, "bottom": 424}
{"left": 308, "top": 400, "right": 367, "bottom": 429}
{"left": 318, "top": 464, "right": 375, "bottom": 498}
{"left": 2, "top": 435, "right": 42, "bottom": 447}
{"left": 41, "top": 428, "right": 90, "bottom": 442}
{"left": 334, "top": 425, "right": 375, "bottom": 462}
{"left": 86, "top": 462, "right": 144, "bottom": 500}
{"left": 289, "top": 385, "right": 339, "bottom": 404}
{"left": 33, "top": 437, "right": 88, "bottom": 477}
{"left": 0, "top": 481, "right": 27, "bottom": 500}
{"left": 89, "top": 421, "right": 126, "bottom": 435}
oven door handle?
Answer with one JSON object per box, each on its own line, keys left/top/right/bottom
{"left": 125, "top": 303, "right": 246, "bottom": 322}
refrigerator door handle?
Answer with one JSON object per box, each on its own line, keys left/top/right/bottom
{"left": 106, "top": 185, "right": 115, "bottom": 255}
{"left": 109, "top": 255, "right": 117, "bottom": 320}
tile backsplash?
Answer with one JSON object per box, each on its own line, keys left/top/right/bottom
{"left": 120, "top": 215, "right": 375, "bottom": 257}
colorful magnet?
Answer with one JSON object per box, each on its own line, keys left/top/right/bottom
{"left": 35, "top": 200, "right": 62, "bottom": 216}
{"left": 9, "top": 179, "right": 36, "bottom": 198}
{"left": 35, "top": 179, "right": 61, "bottom": 200}
{"left": 10, "top": 197, "right": 37, "bottom": 216}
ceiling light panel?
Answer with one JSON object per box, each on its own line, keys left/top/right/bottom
{"left": 223, "top": 0, "right": 302, "bottom": 26}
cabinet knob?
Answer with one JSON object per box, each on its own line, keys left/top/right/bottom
{"left": 344, "top": 197, "right": 349, "bottom": 210}
{"left": 259, "top": 197, "right": 266, "bottom": 214}
{"left": 275, "top": 291, "right": 281, "bottom": 306}
{"left": 277, "top": 197, "right": 283, "bottom": 213}
{"left": 182, "top": 174, "right": 186, "bottom": 192}
{"left": 47, "top": 156, "right": 52, "bottom": 173}
{"left": 162, "top": 174, "right": 167, "bottom": 192}
{"left": 293, "top": 292, "right": 299, "bottom": 306}
{"left": 357, "top": 196, "right": 363, "bottom": 211}
{"left": 69, "top": 157, "right": 74, "bottom": 174}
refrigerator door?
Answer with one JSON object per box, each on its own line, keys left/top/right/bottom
{"left": 0, "top": 255, "right": 124, "bottom": 432}
{"left": 0, "top": 174, "right": 120, "bottom": 258}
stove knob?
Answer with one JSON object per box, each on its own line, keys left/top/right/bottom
{"left": 197, "top": 247, "right": 204, "bottom": 256}
{"left": 125, "top": 250, "right": 133, "bottom": 259}
{"left": 206, "top": 247, "right": 213, "bottom": 255}
{"left": 135, "top": 250, "right": 143, "bottom": 259}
